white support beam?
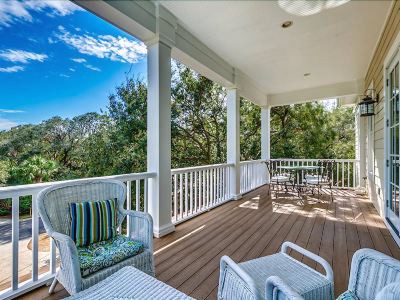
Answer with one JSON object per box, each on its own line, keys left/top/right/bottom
{"left": 227, "top": 88, "right": 242, "bottom": 200}
{"left": 261, "top": 106, "right": 271, "bottom": 161}
{"left": 268, "top": 79, "right": 364, "bottom": 107}
{"left": 147, "top": 41, "right": 175, "bottom": 237}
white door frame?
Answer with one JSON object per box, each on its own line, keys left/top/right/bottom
{"left": 383, "top": 33, "right": 400, "bottom": 245}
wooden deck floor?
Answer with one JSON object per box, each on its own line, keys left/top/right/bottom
{"left": 20, "top": 185, "right": 400, "bottom": 300}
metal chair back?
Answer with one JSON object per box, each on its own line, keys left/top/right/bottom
{"left": 317, "top": 160, "right": 335, "bottom": 183}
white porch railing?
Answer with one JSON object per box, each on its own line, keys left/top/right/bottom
{"left": 0, "top": 158, "right": 358, "bottom": 298}
{"left": 276, "top": 159, "right": 359, "bottom": 188}
{"left": 171, "top": 163, "right": 232, "bottom": 224}
{"left": 240, "top": 159, "right": 268, "bottom": 194}
{"left": 0, "top": 172, "right": 155, "bottom": 300}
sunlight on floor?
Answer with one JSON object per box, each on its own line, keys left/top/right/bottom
{"left": 154, "top": 225, "right": 205, "bottom": 255}
{"left": 239, "top": 196, "right": 260, "bottom": 209}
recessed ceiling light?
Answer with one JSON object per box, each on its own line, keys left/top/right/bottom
{"left": 304, "top": 73, "right": 311, "bottom": 77}
{"left": 281, "top": 21, "right": 293, "bottom": 28}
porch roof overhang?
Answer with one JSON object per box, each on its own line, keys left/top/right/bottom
{"left": 76, "top": 0, "right": 391, "bottom": 107}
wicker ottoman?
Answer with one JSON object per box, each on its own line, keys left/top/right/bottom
{"left": 66, "top": 266, "right": 194, "bottom": 300}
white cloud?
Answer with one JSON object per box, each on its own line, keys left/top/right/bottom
{"left": 0, "top": 109, "right": 24, "bottom": 113}
{"left": 85, "top": 64, "right": 101, "bottom": 72}
{"left": 0, "top": 49, "right": 47, "bottom": 63}
{"left": 71, "top": 58, "right": 86, "bottom": 63}
{"left": 55, "top": 27, "right": 147, "bottom": 63}
{"left": 0, "top": 65, "right": 24, "bottom": 72}
{"left": 60, "top": 73, "right": 70, "bottom": 78}
{"left": 69, "top": 68, "right": 75, "bottom": 72}
{"left": 0, "top": 0, "right": 82, "bottom": 27}
{"left": 0, "top": 118, "right": 17, "bottom": 130}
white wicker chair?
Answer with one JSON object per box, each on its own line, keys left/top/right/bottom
{"left": 337, "top": 248, "right": 400, "bottom": 300}
{"left": 218, "top": 241, "right": 334, "bottom": 300}
{"left": 37, "top": 179, "right": 154, "bottom": 295}
{"left": 376, "top": 282, "right": 400, "bottom": 300}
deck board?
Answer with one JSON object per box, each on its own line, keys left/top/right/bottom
{"left": 19, "top": 185, "right": 399, "bottom": 300}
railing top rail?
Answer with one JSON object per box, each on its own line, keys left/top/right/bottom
{"left": 171, "top": 163, "right": 234, "bottom": 174}
{"left": 0, "top": 172, "right": 157, "bottom": 198}
{"left": 272, "top": 158, "right": 359, "bottom": 162}
{"left": 240, "top": 159, "right": 266, "bottom": 164}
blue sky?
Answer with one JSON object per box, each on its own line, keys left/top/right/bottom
{"left": 0, "top": 0, "right": 147, "bottom": 130}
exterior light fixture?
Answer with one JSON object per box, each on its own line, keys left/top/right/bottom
{"left": 281, "top": 21, "right": 293, "bottom": 28}
{"left": 358, "top": 89, "right": 377, "bottom": 117}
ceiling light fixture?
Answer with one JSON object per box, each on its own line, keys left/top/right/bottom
{"left": 281, "top": 21, "right": 293, "bottom": 28}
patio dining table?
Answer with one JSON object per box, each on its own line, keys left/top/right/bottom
{"left": 278, "top": 165, "right": 320, "bottom": 195}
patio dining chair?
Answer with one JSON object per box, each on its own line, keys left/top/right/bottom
{"left": 337, "top": 248, "right": 400, "bottom": 300}
{"left": 37, "top": 179, "right": 154, "bottom": 295}
{"left": 218, "top": 241, "right": 334, "bottom": 300}
{"left": 265, "top": 160, "right": 293, "bottom": 195}
{"left": 304, "top": 160, "right": 335, "bottom": 201}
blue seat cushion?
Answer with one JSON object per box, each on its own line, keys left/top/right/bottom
{"left": 336, "top": 290, "right": 359, "bottom": 300}
{"left": 77, "top": 235, "right": 144, "bottom": 277}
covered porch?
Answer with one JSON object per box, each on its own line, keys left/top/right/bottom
{"left": 20, "top": 185, "right": 400, "bottom": 300}
{"left": 0, "top": 0, "right": 399, "bottom": 299}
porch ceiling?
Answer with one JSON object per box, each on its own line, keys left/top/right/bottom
{"left": 162, "top": 0, "right": 390, "bottom": 103}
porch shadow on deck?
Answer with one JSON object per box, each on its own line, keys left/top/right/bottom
{"left": 20, "top": 185, "right": 400, "bottom": 300}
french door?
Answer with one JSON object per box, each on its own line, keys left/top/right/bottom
{"left": 386, "top": 52, "right": 400, "bottom": 232}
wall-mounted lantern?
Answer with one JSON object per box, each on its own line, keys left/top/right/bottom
{"left": 358, "top": 89, "right": 377, "bottom": 117}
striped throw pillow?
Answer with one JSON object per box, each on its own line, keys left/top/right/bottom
{"left": 70, "top": 199, "right": 118, "bottom": 247}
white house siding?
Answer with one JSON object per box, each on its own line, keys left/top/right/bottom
{"left": 365, "top": 1, "right": 400, "bottom": 216}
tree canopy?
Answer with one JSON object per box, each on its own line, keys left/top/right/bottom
{"left": 0, "top": 63, "right": 355, "bottom": 188}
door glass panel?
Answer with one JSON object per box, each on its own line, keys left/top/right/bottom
{"left": 387, "top": 57, "right": 400, "bottom": 230}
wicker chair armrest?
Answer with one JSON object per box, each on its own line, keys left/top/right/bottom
{"left": 281, "top": 241, "right": 333, "bottom": 281}
{"left": 123, "top": 209, "right": 154, "bottom": 252}
{"left": 348, "top": 248, "right": 400, "bottom": 295}
{"left": 219, "top": 255, "right": 263, "bottom": 300}
{"left": 265, "top": 276, "right": 304, "bottom": 300}
{"left": 51, "top": 231, "right": 82, "bottom": 292}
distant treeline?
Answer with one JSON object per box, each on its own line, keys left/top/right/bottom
{"left": 0, "top": 63, "right": 355, "bottom": 188}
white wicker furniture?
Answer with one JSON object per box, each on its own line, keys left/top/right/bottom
{"left": 36, "top": 179, "right": 154, "bottom": 295}
{"left": 337, "top": 248, "right": 400, "bottom": 300}
{"left": 66, "top": 266, "right": 194, "bottom": 300}
{"left": 376, "top": 282, "right": 400, "bottom": 300}
{"left": 218, "top": 241, "right": 334, "bottom": 300}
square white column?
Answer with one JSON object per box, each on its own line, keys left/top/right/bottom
{"left": 227, "top": 88, "right": 242, "bottom": 200}
{"left": 261, "top": 106, "right": 271, "bottom": 160}
{"left": 261, "top": 106, "right": 271, "bottom": 184}
{"left": 147, "top": 41, "right": 175, "bottom": 237}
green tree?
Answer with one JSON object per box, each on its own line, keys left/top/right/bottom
{"left": 10, "top": 155, "right": 58, "bottom": 184}
{"left": 171, "top": 63, "right": 227, "bottom": 167}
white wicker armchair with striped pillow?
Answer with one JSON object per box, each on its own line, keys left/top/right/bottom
{"left": 37, "top": 179, "right": 154, "bottom": 296}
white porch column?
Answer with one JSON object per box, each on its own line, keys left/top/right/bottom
{"left": 261, "top": 106, "right": 271, "bottom": 160}
{"left": 355, "top": 111, "right": 367, "bottom": 188}
{"left": 227, "top": 88, "right": 242, "bottom": 200}
{"left": 261, "top": 106, "right": 271, "bottom": 184}
{"left": 147, "top": 41, "right": 175, "bottom": 237}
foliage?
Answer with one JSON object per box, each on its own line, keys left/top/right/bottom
{"left": 270, "top": 102, "right": 354, "bottom": 159}
{"left": 9, "top": 155, "right": 58, "bottom": 184}
{"left": 0, "top": 64, "right": 355, "bottom": 191}
{"left": 172, "top": 63, "right": 227, "bottom": 167}
{"left": 0, "top": 160, "right": 10, "bottom": 185}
